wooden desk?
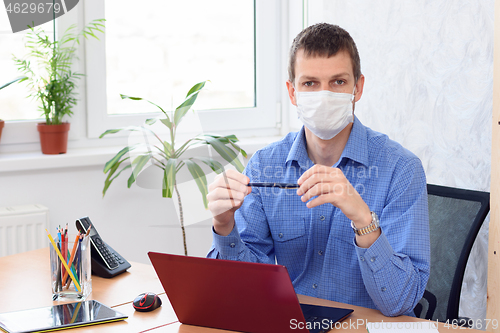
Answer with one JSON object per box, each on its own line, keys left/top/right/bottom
{"left": 0, "top": 248, "right": 177, "bottom": 332}
{"left": 158, "top": 295, "right": 485, "bottom": 333}
{"left": 0, "top": 249, "right": 485, "bottom": 333}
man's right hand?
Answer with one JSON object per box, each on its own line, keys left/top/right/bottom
{"left": 207, "top": 169, "right": 251, "bottom": 236}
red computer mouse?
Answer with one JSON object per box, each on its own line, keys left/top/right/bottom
{"left": 133, "top": 292, "right": 162, "bottom": 312}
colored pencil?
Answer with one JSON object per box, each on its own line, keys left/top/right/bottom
{"left": 46, "top": 229, "right": 81, "bottom": 293}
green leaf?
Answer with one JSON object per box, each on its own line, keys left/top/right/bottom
{"left": 127, "top": 153, "right": 152, "bottom": 188}
{"left": 160, "top": 117, "right": 173, "bottom": 129}
{"left": 199, "top": 134, "right": 247, "bottom": 158}
{"left": 194, "top": 157, "right": 225, "bottom": 174}
{"left": 186, "top": 81, "right": 207, "bottom": 97}
{"left": 184, "top": 159, "right": 209, "bottom": 209}
{"left": 99, "top": 125, "right": 153, "bottom": 138}
{"left": 162, "top": 158, "right": 177, "bottom": 198}
{"left": 0, "top": 76, "right": 27, "bottom": 90}
{"left": 120, "top": 94, "right": 143, "bottom": 101}
{"left": 224, "top": 134, "right": 239, "bottom": 143}
{"left": 103, "top": 161, "right": 131, "bottom": 197}
{"left": 173, "top": 81, "right": 206, "bottom": 126}
{"left": 228, "top": 141, "right": 247, "bottom": 158}
{"left": 145, "top": 117, "right": 158, "bottom": 125}
{"left": 120, "top": 94, "right": 173, "bottom": 122}
{"left": 205, "top": 136, "right": 245, "bottom": 172}
{"left": 163, "top": 141, "right": 172, "bottom": 156}
{"left": 103, "top": 144, "right": 139, "bottom": 173}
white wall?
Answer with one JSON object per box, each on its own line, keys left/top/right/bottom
{"left": 0, "top": 162, "right": 215, "bottom": 264}
{"left": 306, "top": 0, "right": 493, "bottom": 326}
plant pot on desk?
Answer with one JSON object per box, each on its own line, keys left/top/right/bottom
{"left": 0, "top": 120, "right": 4, "bottom": 143}
{"left": 37, "top": 122, "right": 70, "bottom": 154}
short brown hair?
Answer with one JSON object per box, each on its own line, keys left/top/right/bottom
{"left": 288, "top": 23, "right": 361, "bottom": 84}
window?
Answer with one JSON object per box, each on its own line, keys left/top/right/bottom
{"left": 85, "top": 0, "right": 280, "bottom": 138}
{"left": 105, "top": 0, "right": 255, "bottom": 115}
{"left": 0, "top": 12, "right": 53, "bottom": 121}
{"left": 0, "top": 1, "right": 282, "bottom": 150}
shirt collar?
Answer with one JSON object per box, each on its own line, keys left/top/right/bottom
{"left": 285, "top": 115, "right": 369, "bottom": 169}
{"left": 285, "top": 127, "right": 314, "bottom": 170}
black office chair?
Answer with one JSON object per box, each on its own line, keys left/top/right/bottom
{"left": 414, "top": 184, "right": 490, "bottom": 324}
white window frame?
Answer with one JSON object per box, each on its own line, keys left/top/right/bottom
{"left": 84, "top": 0, "right": 281, "bottom": 139}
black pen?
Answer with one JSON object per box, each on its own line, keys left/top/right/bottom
{"left": 247, "top": 182, "right": 300, "bottom": 189}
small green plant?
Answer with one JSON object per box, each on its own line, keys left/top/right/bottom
{"left": 13, "top": 19, "right": 104, "bottom": 125}
{"left": 100, "top": 81, "right": 247, "bottom": 255}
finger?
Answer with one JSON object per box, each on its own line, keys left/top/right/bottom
{"left": 209, "top": 175, "right": 249, "bottom": 193}
{"left": 224, "top": 169, "right": 250, "bottom": 184}
{"left": 208, "top": 199, "right": 244, "bottom": 217}
{"left": 297, "top": 172, "right": 330, "bottom": 196}
{"left": 297, "top": 164, "right": 329, "bottom": 184}
{"left": 297, "top": 167, "right": 345, "bottom": 195}
{"left": 304, "top": 194, "right": 333, "bottom": 209}
{"left": 300, "top": 182, "right": 342, "bottom": 202}
{"left": 207, "top": 187, "right": 247, "bottom": 203}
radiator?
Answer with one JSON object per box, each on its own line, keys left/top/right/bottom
{"left": 0, "top": 204, "right": 49, "bottom": 257}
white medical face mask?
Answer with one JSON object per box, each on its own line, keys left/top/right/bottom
{"left": 295, "top": 88, "right": 355, "bottom": 140}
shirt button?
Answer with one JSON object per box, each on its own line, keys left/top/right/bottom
{"left": 381, "top": 287, "right": 387, "bottom": 292}
{"left": 278, "top": 233, "right": 283, "bottom": 238}
{"left": 370, "top": 257, "right": 376, "bottom": 262}
{"left": 230, "top": 243, "right": 235, "bottom": 248}
{"left": 318, "top": 250, "right": 323, "bottom": 256}
{"left": 319, "top": 215, "right": 325, "bottom": 221}
{"left": 312, "top": 283, "right": 318, "bottom": 289}
{"left": 360, "top": 256, "right": 365, "bottom": 261}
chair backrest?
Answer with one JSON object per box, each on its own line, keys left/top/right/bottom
{"left": 414, "top": 184, "right": 490, "bottom": 322}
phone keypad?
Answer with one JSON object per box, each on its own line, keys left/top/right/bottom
{"left": 94, "top": 237, "right": 119, "bottom": 269}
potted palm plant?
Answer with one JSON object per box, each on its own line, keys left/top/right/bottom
{"left": 100, "top": 81, "right": 246, "bottom": 256}
{"left": 0, "top": 76, "right": 27, "bottom": 142}
{"left": 13, "top": 19, "right": 104, "bottom": 154}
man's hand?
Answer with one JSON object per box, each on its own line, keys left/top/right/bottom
{"left": 297, "top": 165, "right": 378, "bottom": 247}
{"left": 207, "top": 169, "right": 251, "bottom": 236}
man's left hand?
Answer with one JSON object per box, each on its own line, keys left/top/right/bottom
{"left": 297, "top": 165, "right": 372, "bottom": 227}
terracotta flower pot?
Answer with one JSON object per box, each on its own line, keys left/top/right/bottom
{"left": 37, "top": 122, "right": 70, "bottom": 154}
{"left": 0, "top": 120, "right": 4, "bottom": 143}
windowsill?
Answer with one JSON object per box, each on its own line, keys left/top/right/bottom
{"left": 0, "top": 135, "right": 282, "bottom": 173}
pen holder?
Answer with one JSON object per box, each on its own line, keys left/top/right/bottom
{"left": 49, "top": 235, "right": 92, "bottom": 301}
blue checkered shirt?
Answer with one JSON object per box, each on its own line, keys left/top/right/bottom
{"left": 208, "top": 116, "right": 430, "bottom": 317}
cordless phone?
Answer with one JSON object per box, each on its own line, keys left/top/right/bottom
{"left": 76, "top": 216, "right": 131, "bottom": 278}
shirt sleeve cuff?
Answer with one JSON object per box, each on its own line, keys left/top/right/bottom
{"left": 211, "top": 225, "right": 245, "bottom": 259}
{"left": 354, "top": 230, "right": 394, "bottom": 272}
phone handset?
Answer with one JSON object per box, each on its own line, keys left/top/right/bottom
{"left": 76, "top": 217, "right": 131, "bottom": 278}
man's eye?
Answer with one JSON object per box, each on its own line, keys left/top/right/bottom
{"left": 304, "top": 82, "right": 314, "bottom": 87}
{"left": 335, "top": 80, "right": 345, "bottom": 85}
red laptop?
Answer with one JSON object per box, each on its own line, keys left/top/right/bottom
{"left": 148, "top": 252, "right": 353, "bottom": 333}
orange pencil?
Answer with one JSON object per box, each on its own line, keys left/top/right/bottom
{"left": 63, "top": 234, "right": 81, "bottom": 284}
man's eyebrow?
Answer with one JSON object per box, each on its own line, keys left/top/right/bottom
{"left": 297, "top": 73, "right": 352, "bottom": 81}
{"left": 297, "top": 75, "right": 319, "bottom": 81}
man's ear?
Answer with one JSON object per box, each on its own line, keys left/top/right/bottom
{"left": 286, "top": 80, "right": 297, "bottom": 106}
{"left": 354, "top": 74, "right": 365, "bottom": 103}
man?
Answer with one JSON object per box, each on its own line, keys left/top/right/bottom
{"left": 206, "top": 23, "right": 430, "bottom": 317}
